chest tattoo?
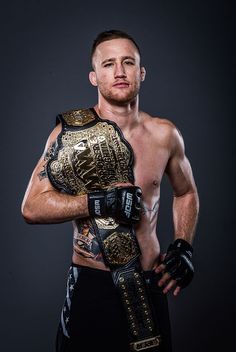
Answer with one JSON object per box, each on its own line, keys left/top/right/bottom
{"left": 141, "top": 198, "right": 160, "bottom": 215}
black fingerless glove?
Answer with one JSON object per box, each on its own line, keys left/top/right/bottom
{"left": 163, "top": 238, "right": 194, "bottom": 288}
{"left": 87, "top": 186, "right": 142, "bottom": 224}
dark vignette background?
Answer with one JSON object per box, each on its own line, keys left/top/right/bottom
{"left": 1, "top": 0, "right": 235, "bottom": 351}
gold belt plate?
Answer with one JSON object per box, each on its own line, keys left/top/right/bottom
{"left": 103, "top": 232, "right": 139, "bottom": 265}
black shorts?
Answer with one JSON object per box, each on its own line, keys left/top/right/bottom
{"left": 56, "top": 264, "right": 172, "bottom": 352}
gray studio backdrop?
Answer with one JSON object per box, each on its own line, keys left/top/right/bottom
{"left": 1, "top": 1, "right": 234, "bottom": 351}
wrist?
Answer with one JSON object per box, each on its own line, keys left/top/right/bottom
{"left": 173, "top": 238, "right": 193, "bottom": 254}
{"left": 87, "top": 190, "right": 107, "bottom": 217}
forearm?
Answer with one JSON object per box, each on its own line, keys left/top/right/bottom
{"left": 22, "top": 190, "right": 89, "bottom": 224}
{"left": 172, "top": 190, "right": 199, "bottom": 244}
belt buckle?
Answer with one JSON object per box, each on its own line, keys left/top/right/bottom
{"left": 130, "top": 335, "right": 161, "bottom": 351}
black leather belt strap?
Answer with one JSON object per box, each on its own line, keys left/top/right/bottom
{"left": 92, "top": 219, "right": 162, "bottom": 351}
{"left": 114, "top": 265, "right": 161, "bottom": 351}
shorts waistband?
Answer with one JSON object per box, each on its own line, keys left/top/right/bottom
{"left": 71, "top": 263, "right": 162, "bottom": 284}
{"left": 71, "top": 262, "right": 111, "bottom": 275}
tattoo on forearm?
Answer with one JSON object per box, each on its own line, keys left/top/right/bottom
{"left": 38, "top": 166, "right": 48, "bottom": 180}
{"left": 141, "top": 199, "right": 160, "bottom": 215}
{"left": 37, "top": 141, "right": 56, "bottom": 181}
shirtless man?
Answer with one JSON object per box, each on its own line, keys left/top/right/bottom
{"left": 21, "top": 30, "right": 199, "bottom": 352}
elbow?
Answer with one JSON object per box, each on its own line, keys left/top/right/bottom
{"left": 189, "top": 189, "right": 200, "bottom": 209}
{"left": 191, "top": 187, "right": 200, "bottom": 211}
{"left": 21, "top": 202, "right": 39, "bottom": 224}
{"left": 174, "top": 188, "right": 200, "bottom": 210}
{"left": 189, "top": 189, "right": 200, "bottom": 216}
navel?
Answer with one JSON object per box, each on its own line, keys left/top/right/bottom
{"left": 153, "top": 180, "right": 159, "bottom": 187}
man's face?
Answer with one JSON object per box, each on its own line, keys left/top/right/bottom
{"left": 90, "top": 38, "right": 145, "bottom": 105}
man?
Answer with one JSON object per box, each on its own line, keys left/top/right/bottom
{"left": 21, "top": 30, "right": 199, "bottom": 352}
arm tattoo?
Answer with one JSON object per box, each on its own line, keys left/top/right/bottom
{"left": 37, "top": 141, "right": 56, "bottom": 181}
{"left": 141, "top": 199, "right": 160, "bottom": 215}
{"left": 38, "top": 167, "right": 48, "bottom": 181}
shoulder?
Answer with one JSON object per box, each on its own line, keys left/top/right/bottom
{"left": 141, "top": 111, "right": 177, "bottom": 133}
{"left": 140, "top": 111, "right": 184, "bottom": 149}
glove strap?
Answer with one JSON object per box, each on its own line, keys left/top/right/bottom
{"left": 172, "top": 238, "right": 193, "bottom": 257}
{"left": 87, "top": 190, "right": 106, "bottom": 217}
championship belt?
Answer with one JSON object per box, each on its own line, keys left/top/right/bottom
{"left": 46, "top": 108, "right": 162, "bottom": 351}
{"left": 46, "top": 108, "right": 134, "bottom": 195}
{"left": 93, "top": 218, "right": 161, "bottom": 351}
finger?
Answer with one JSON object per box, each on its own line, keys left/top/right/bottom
{"left": 162, "top": 279, "right": 177, "bottom": 294}
{"left": 160, "top": 253, "right": 166, "bottom": 262}
{"left": 158, "top": 272, "right": 171, "bottom": 287}
{"left": 173, "top": 286, "right": 181, "bottom": 297}
{"left": 155, "top": 263, "right": 166, "bottom": 273}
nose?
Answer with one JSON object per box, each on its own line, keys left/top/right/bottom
{"left": 114, "top": 63, "right": 126, "bottom": 78}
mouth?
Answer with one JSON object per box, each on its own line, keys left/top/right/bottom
{"left": 113, "top": 82, "right": 130, "bottom": 88}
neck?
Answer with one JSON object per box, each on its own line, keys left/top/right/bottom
{"left": 94, "top": 95, "right": 140, "bottom": 131}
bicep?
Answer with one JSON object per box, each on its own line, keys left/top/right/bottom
{"left": 165, "top": 128, "right": 197, "bottom": 196}
{"left": 22, "top": 124, "right": 62, "bottom": 204}
{"left": 165, "top": 154, "right": 196, "bottom": 196}
{"left": 23, "top": 155, "right": 56, "bottom": 201}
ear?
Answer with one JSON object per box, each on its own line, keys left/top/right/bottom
{"left": 89, "top": 71, "right": 98, "bottom": 86}
{"left": 140, "top": 67, "right": 146, "bottom": 82}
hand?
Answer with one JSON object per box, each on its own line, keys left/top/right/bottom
{"left": 87, "top": 185, "right": 142, "bottom": 224}
{"left": 155, "top": 259, "right": 181, "bottom": 296}
{"left": 155, "top": 239, "right": 194, "bottom": 296}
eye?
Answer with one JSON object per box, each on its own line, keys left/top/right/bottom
{"left": 103, "top": 62, "right": 113, "bottom": 68}
{"left": 124, "top": 61, "right": 135, "bottom": 65}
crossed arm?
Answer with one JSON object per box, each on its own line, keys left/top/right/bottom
{"left": 21, "top": 123, "right": 89, "bottom": 224}
{"left": 21, "top": 124, "right": 138, "bottom": 225}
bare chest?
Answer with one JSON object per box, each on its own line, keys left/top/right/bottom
{"left": 124, "top": 131, "right": 169, "bottom": 197}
